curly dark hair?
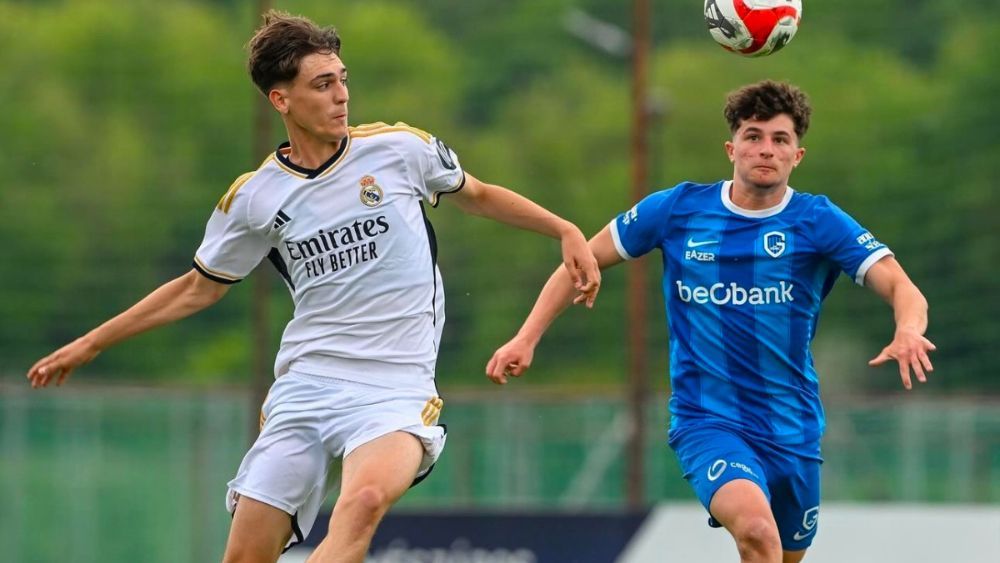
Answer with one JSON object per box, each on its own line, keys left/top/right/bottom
{"left": 724, "top": 80, "right": 812, "bottom": 140}
{"left": 247, "top": 10, "right": 342, "bottom": 95}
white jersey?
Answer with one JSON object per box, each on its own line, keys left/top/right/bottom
{"left": 193, "top": 122, "right": 465, "bottom": 390}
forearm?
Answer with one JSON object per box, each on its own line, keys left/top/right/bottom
{"left": 515, "top": 267, "right": 579, "bottom": 346}
{"left": 456, "top": 181, "right": 574, "bottom": 239}
{"left": 891, "top": 283, "right": 929, "bottom": 335}
{"left": 84, "top": 270, "right": 226, "bottom": 351}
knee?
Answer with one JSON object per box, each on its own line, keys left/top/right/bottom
{"left": 341, "top": 484, "right": 391, "bottom": 517}
{"left": 734, "top": 516, "right": 782, "bottom": 560}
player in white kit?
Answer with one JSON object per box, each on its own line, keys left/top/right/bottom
{"left": 26, "top": 11, "right": 601, "bottom": 563}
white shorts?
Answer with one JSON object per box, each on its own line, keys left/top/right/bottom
{"left": 225, "top": 371, "right": 447, "bottom": 550}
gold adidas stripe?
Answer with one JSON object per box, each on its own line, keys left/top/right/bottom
{"left": 350, "top": 121, "right": 431, "bottom": 143}
{"left": 350, "top": 121, "right": 391, "bottom": 132}
{"left": 217, "top": 171, "right": 255, "bottom": 213}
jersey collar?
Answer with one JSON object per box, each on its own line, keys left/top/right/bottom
{"left": 274, "top": 136, "right": 349, "bottom": 179}
{"left": 720, "top": 180, "right": 795, "bottom": 218}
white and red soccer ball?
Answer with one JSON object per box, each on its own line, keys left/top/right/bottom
{"left": 704, "top": 0, "right": 803, "bottom": 57}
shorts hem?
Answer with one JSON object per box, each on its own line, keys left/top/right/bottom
{"left": 227, "top": 486, "right": 298, "bottom": 517}
{"left": 343, "top": 424, "right": 444, "bottom": 460}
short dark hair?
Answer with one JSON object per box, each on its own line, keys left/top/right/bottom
{"left": 246, "top": 10, "right": 342, "bottom": 95}
{"left": 724, "top": 80, "right": 811, "bottom": 140}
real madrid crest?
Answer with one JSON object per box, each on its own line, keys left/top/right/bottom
{"left": 359, "top": 175, "right": 383, "bottom": 207}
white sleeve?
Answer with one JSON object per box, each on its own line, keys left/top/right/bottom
{"left": 192, "top": 181, "right": 269, "bottom": 284}
{"left": 415, "top": 135, "right": 466, "bottom": 207}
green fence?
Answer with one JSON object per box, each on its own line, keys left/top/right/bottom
{"left": 2, "top": 382, "right": 998, "bottom": 562}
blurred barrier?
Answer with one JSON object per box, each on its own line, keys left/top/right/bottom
{"left": 280, "top": 504, "right": 1000, "bottom": 563}
{"left": 297, "top": 510, "right": 649, "bottom": 562}
{"left": 2, "top": 382, "right": 999, "bottom": 562}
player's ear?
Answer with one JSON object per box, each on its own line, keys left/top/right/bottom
{"left": 794, "top": 146, "right": 806, "bottom": 167}
{"left": 724, "top": 140, "right": 735, "bottom": 163}
{"left": 268, "top": 87, "right": 289, "bottom": 115}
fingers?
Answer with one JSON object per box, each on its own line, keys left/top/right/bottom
{"left": 486, "top": 345, "right": 532, "bottom": 385}
{"left": 485, "top": 355, "right": 506, "bottom": 385}
{"left": 486, "top": 355, "right": 519, "bottom": 385}
{"left": 486, "top": 362, "right": 520, "bottom": 385}
{"left": 918, "top": 349, "right": 934, "bottom": 375}
{"left": 30, "top": 363, "right": 62, "bottom": 388}
{"left": 565, "top": 260, "right": 584, "bottom": 291}
{"left": 898, "top": 359, "right": 912, "bottom": 390}
{"left": 28, "top": 354, "right": 58, "bottom": 388}
{"left": 910, "top": 356, "right": 927, "bottom": 384}
{"left": 868, "top": 350, "right": 890, "bottom": 366}
{"left": 569, "top": 266, "right": 601, "bottom": 309}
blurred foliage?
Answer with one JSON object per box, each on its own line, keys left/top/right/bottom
{"left": 0, "top": 0, "right": 996, "bottom": 394}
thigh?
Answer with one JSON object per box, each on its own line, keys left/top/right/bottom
{"left": 340, "top": 430, "right": 426, "bottom": 502}
{"left": 766, "top": 453, "right": 821, "bottom": 551}
{"left": 224, "top": 496, "right": 293, "bottom": 563}
{"left": 710, "top": 478, "right": 778, "bottom": 533}
{"left": 335, "top": 384, "right": 448, "bottom": 485}
{"left": 671, "top": 425, "right": 772, "bottom": 523}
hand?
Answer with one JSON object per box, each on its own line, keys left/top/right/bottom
{"left": 559, "top": 226, "right": 601, "bottom": 308}
{"left": 868, "top": 328, "right": 936, "bottom": 390}
{"left": 486, "top": 336, "right": 536, "bottom": 385}
{"left": 27, "top": 336, "right": 101, "bottom": 388}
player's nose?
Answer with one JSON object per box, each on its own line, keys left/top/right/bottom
{"left": 759, "top": 139, "right": 775, "bottom": 156}
{"left": 333, "top": 83, "right": 349, "bottom": 104}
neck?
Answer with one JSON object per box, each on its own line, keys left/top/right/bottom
{"left": 284, "top": 126, "right": 346, "bottom": 170}
{"left": 729, "top": 179, "right": 787, "bottom": 210}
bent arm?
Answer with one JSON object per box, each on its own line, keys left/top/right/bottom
{"left": 486, "top": 226, "right": 624, "bottom": 383}
{"left": 445, "top": 173, "right": 601, "bottom": 304}
{"left": 445, "top": 172, "right": 575, "bottom": 237}
{"left": 28, "top": 269, "right": 231, "bottom": 387}
{"left": 863, "top": 256, "right": 935, "bottom": 389}
{"left": 865, "top": 256, "right": 928, "bottom": 334}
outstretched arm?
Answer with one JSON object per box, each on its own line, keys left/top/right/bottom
{"left": 27, "top": 269, "right": 231, "bottom": 388}
{"left": 864, "top": 256, "right": 935, "bottom": 390}
{"left": 486, "top": 226, "right": 624, "bottom": 384}
{"left": 445, "top": 172, "right": 601, "bottom": 307}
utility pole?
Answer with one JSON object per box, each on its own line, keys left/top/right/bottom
{"left": 626, "top": 0, "right": 651, "bottom": 509}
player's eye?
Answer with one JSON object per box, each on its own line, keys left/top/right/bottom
{"left": 340, "top": 77, "right": 349, "bottom": 86}
{"left": 316, "top": 82, "right": 329, "bottom": 90}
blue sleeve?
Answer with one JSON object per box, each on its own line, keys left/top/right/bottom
{"left": 610, "top": 187, "right": 680, "bottom": 260}
{"left": 810, "top": 196, "right": 894, "bottom": 285}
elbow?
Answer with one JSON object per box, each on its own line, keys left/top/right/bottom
{"left": 183, "top": 270, "right": 229, "bottom": 309}
{"left": 203, "top": 284, "right": 229, "bottom": 306}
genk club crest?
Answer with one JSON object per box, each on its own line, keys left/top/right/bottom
{"left": 763, "top": 231, "right": 786, "bottom": 258}
{"left": 359, "top": 175, "right": 384, "bottom": 207}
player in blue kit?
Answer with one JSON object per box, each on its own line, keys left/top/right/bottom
{"left": 486, "top": 80, "right": 935, "bottom": 563}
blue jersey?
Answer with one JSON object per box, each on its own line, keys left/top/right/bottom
{"left": 611, "top": 181, "right": 892, "bottom": 445}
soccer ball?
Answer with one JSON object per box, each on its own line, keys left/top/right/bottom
{"left": 704, "top": 0, "right": 802, "bottom": 57}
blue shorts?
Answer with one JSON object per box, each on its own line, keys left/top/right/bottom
{"left": 669, "top": 423, "right": 822, "bottom": 551}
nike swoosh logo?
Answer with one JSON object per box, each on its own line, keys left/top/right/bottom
{"left": 793, "top": 529, "right": 815, "bottom": 541}
{"left": 687, "top": 238, "right": 718, "bottom": 248}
